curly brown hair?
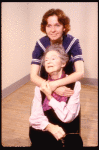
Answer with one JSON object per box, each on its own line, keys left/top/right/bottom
{"left": 41, "top": 9, "right": 70, "bottom": 35}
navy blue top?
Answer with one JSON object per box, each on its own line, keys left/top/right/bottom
{"left": 31, "top": 34, "right": 83, "bottom": 66}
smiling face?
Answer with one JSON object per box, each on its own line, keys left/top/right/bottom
{"left": 44, "top": 50, "right": 65, "bottom": 78}
{"left": 46, "top": 15, "right": 65, "bottom": 42}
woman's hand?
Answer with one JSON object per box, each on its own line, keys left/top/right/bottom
{"left": 55, "top": 86, "right": 74, "bottom": 97}
{"left": 40, "top": 80, "right": 52, "bottom": 100}
{"left": 45, "top": 123, "right": 66, "bottom": 141}
{"left": 49, "top": 81, "right": 74, "bottom": 97}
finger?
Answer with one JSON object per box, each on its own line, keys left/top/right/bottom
{"left": 46, "top": 81, "right": 51, "bottom": 90}
{"left": 63, "top": 93, "right": 73, "bottom": 97}
{"left": 65, "top": 90, "right": 74, "bottom": 94}
{"left": 57, "top": 133, "right": 65, "bottom": 141}
{"left": 58, "top": 127, "right": 65, "bottom": 136}
{"left": 65, "top": 87, "right": 74, "bottom": 91}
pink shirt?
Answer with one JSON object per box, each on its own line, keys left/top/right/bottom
{"left": 29, "top": 81, "right": 81, "bottom": 131}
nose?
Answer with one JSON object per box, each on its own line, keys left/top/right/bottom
{"left": 51, "top": 26, "right": 56, "bottom": 32}
{"left": 45, "top": 59, "right": 51, "bottom": 65}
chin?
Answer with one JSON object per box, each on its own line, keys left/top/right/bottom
{"left": 51, "top": 38, "right": 58, "bottom": 41}
{"left": 46, "top": 70, "right": 53, "bottom": 74}
{"left": 50, "top": 36, "right": 59, "bottom": 40}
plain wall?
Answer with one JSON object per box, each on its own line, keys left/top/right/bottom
{"left": 2, "top": 2, "right": 31, "bottom": 90}
{"left": 2, "top": 2, "right": 98, "bottom": 91}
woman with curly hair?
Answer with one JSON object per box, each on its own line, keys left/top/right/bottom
{"left": 30, "top": 8, "right": 84, "bottom": 97}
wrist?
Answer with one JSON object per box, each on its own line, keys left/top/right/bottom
{"left": 45, "top": 123, "right": 52, "bottom": 131}
{"left": 55, "top": 78, "right": 65, "bottom": 87}
{"left": 47, "top": 95, "right": 52, "bottom": 101}
{"left": 49, "top": 80, "right": 59, "bottom": 91}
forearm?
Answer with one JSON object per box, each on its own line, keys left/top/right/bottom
{"left": 53, "top": 71, "right": 84, "bottom": 88}
{"left": 48, "top": 81, "right": 81, "bottom": 122}
{"left": 30, "top": 64, "right": 46, "bottom": 87}
{"left": 29, "top": 86, "right": 50, "bottom": 130}
{"left": 31, "top": 73, "right": 45, "bottom": 87}
{"left": 49, "top": 95, "right": 80, "bottom": 123}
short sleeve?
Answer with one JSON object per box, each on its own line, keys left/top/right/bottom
{"left": 31, "top": 41, "right": 44, "bottom": 65}
{"left": 70, "top": 39, "right": 84, "bottom": 62}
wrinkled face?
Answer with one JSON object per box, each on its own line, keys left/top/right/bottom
{"left": 46, "top": 15, "right": 65, "bottom": 42}
{"left": 44, "top": 50, "right": 65, "bottom": 74}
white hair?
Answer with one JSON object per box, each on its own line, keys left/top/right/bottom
{"left": 41, "top": 44, "right": 69, "bottom": 66}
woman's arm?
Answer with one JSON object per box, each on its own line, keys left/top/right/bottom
{"left": 31, "top": 64, "right": 74, "bottom": 97}
{"left": 48, "top": 81, "right": 81, "bottom": 123}
{"left": 40, "top": 81, "right": 81, "bottom": 123}
{"left": 49, "top": 60, "right": 84, "bottom": 90}
{"left": 29, "top": 86, "right": 50, "bottom": 130}
{"left": 30, "top": 64, "right": 46, "bottom": 87}
{"left": 29, "top": 86, "right": 66, "bottom": 140}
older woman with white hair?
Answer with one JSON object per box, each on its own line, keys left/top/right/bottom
{"left": 29, "top": 44, "right": 83, "bottom": 148}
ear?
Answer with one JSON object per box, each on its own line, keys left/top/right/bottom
{"left": 61, "top": 62, "right": 66, "bottom": 68}
{"left": 63, "top": 28, "right": 65, "bottom": 31}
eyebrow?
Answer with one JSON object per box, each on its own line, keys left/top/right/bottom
{"left": 47, "top": 22, "right": 61, "bottom": 25}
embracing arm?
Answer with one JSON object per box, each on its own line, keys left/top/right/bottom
{"left": 30, "top": 64, "right": 45, "bottom": 87}
{"left": 40, "top": 81, "right": 81, "bottom": 123}
{"left": 30, "top": 64, "right": 74, "bottom": 97}
{"left": 49, "top": 60, "right": 84, "bottom": 90}
{"left": 48, "top": 81, "right": 81, "bottom": 123}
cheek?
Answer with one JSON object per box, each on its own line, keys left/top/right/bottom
{"left": 55, "top": 61, "right": 62, "bottom": 68}
{"left": 46, "top": 27, "right": 49, "bottom": 34}
{"left": 59, "top": 27, "right": 64, "bottom": 33}
{"left": 44, "top": 64, "right": 47, "bottom": 70}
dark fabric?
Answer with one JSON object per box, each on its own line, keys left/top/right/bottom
{"left": 29, "top": 126, "right": 83, "bottom": 148}
{"left": 44, "top": 109, "right": 80, "bottom": 134}
{"left": 29, "top": 126, "right": 62, "bottom": 148}
{"left": 31, "top": 34, "right": 84, "bottom": 65}
{"left": 63, "top": 134, "right": 83, "bottom": 148}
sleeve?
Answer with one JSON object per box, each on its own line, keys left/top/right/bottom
{"left": 31, "top": 41, "right": 44, "bottom": 65}
{"left": 29, "top": 86, "right": 50, "bottom": 130}
{"left": 70, "top": 39, "right": 84, "bottom": 62}
{"left": 48, "top": 81, "right": 81, "bottom": 123}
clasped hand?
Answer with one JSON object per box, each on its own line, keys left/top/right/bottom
{"left": 40, "top": 80, "right": 52, "bottom": 100}
{"left": 45, "top": 123, "right": 66, "bottom": 141}
{"left": 40, "top": 80, "right": 74, "bottom": 99}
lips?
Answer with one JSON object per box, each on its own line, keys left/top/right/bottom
{"left": 48, "top": 66, "right": 53, "bottom": 68}
{"left": 51, "top": 34, "right": 57, "bottom": 36}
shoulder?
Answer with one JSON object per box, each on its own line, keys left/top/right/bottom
{"left": 39, "top": 36, "right": 49, "bottom": 42}
{"left": 63, "top": 34, "right": 78, "bottom": 50}
{"left": 63, "top": 34, "right": 76, "bottom": 41}
{"left": 38, "top": 36, "right": 50, "bottom": 48}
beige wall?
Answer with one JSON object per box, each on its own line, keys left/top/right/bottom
{"left": 2, "top": 2, "right": 31, "bottom": 90}
{"left": 2, "top": 2, "right": 98, "bottom": 90}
